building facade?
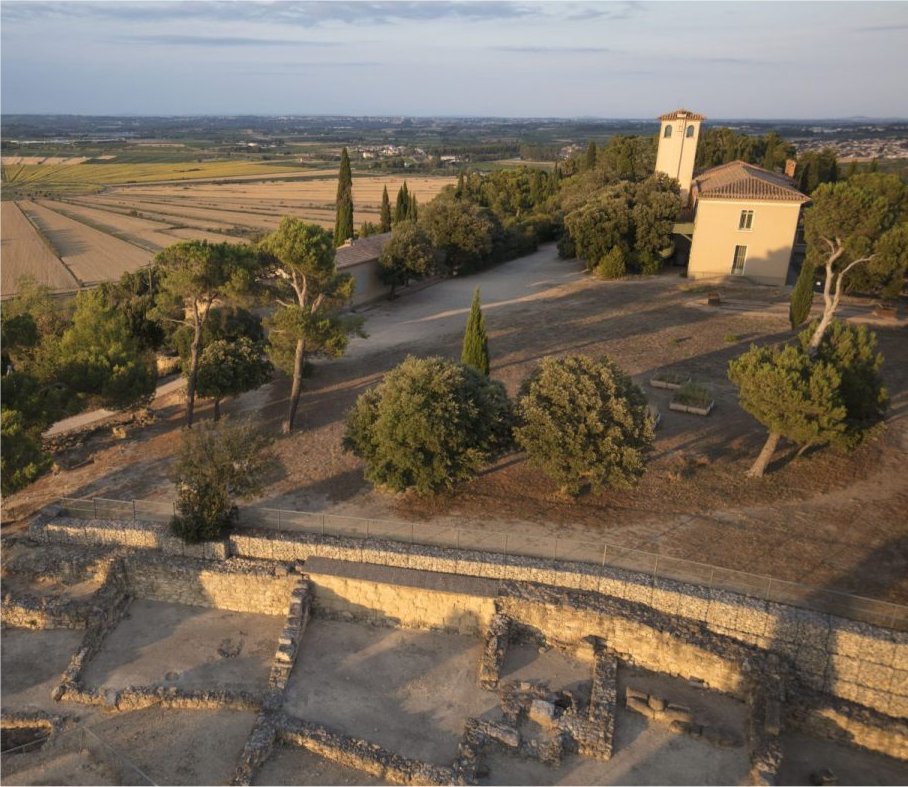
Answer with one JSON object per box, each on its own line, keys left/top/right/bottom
{"left": 656, "top": 108, "right": 810, "bottom": 287}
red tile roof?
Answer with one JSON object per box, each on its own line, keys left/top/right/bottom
{"left": 693, "top": 160, "right": 810, "bottom": 203}
{"left": 335, "top": 232, "right": 392, "bottom": 268}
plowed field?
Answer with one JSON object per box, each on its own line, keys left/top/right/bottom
{"left": 0, "top": 202, "right": 79, "bottom": 296}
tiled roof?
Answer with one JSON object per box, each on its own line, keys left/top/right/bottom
{"left": 693, "top": 160, "right": 810, "bottom": 203}
{"left": 335, "top": 232, "right": 392, "bottom": 268}
{"left": 658, "top": 108, "right": 706, "bottom": 121}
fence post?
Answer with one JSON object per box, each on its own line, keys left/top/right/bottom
{"left": 93, "top": 498, "right": 98, "bottom": 519}
{"left": 504, "top": 534, "right": 510, "bottom": 556}
{"left": 601, "top": 545, "right": 607, "bottom": 566}
{"left": 553, "top": 537, "right": 560, "bottom": 561}
{"left": 765, "top": 577, "right": 773, "bottom": 603}
{"left": 132, "top": 500, "right": 137, "bottom": 522}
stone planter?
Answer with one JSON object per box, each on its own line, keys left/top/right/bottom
{"left": 707, "top": 292, "right": 721, "bottom": 306}
{"left": 669, "top": 400, "right": 714, "bottom": 416}
{"left": 649, "top": 375, "right": 691, "bottom": 391}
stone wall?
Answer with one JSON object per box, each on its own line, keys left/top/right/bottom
{"left": 124, "top": 555, "right": 297, "bottom": 616}
{"left": 33, "top": 515, "right": 228, "bottom": 560}
{"left": 304, "top": 557, "right": 497, "bottom": 635}
{"left": 230, "top": 529, "right": 907, "bottom": 719}
{"left": 30, "top": 513, "right": 908, "bottom": 720}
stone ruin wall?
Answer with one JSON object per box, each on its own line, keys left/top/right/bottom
{"left": 22, "top": 513, "right": 908, "bottom": 762}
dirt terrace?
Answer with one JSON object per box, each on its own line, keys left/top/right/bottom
{"left": 3, "top": 244, "right": 907, "bottom": 603}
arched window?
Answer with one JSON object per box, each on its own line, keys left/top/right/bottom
{"left": 686, "top": 125, "right": 695, "bottom": 138}
{"left": 663, "top": 125, "right": 672, "bottom": 138}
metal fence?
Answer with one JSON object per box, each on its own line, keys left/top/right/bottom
{"left": 57, "top": 496, "right": 908, "bottom": 632}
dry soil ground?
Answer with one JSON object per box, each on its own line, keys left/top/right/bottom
{"left": 3, "top": 244, "right": 906, "bottom": 604}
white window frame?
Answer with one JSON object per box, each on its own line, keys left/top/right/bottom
{"left": 731, "top": 245, "right": 747, "bottom": 275}
{"left": 738, "top": 209, "right": 754, "bottom": 231}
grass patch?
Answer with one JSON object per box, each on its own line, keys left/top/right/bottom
{"left": 673, "top": 381, "right": 713, "bottom": 408}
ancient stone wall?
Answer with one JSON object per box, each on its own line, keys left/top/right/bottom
{"left": 32, "top": 515, "right": 228, "bottom": 560}
{"left": 304, "top": 557, "right": 497, "bottom": 635}
{"left": 30, "top": 514, "right": 908, "bottom": 720}
{"left": 123, "top": 555, "right": 297, "bottom": 616}
{"left": 230, "top": 529, "right": 907, "bottom": 719}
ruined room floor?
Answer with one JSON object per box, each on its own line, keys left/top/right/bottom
{"left": 777, "top": 732, "right": 908, "bottom": 786}
{"left": 1, "top": 628, "right": 86, "bottom": 713}
{"left": 79, "top": 599, "right": 284, "bottom": 692}
{"left": 282, "top": 618, "right": 500, "bottom": 765}
{"left": 1, "top": 707, "right": 258, "bottom": 786}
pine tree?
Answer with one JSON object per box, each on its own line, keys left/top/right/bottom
{"left": 334, "top": 147, "right": 354, "bottom": 246}
{"left": 461, "top": 287, "right": 489, "bottom": 375}
{"left": 380, "top": 185, "right": 392, "bottom": 232}
{"left": 395, "top": 181, "right": 410, "bottom": 224}
{"left": 789, "top": 260, "right": 815, "bottom": 329}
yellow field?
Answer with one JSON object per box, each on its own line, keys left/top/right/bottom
{"left": 1, "top": 174, "right": 456, "bottom": 295}
{"left": 0, "top": 202, "right": 79, "bottom": 296}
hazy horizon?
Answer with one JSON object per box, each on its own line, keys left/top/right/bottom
{"left": 2, "top": 1, "right": 907, "bottom": 118}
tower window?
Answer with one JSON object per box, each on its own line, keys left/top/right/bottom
{"left": 686, "top": 125, "right": 695, "bottom": 138}
{"left": 663, "top": 125, "right": 673, "bottom": 138}
{"left": 738, "top": 210, "right": 754, "bottom": 230}
{"left": 731, "top": 245, "right": 747, "bottom": 275}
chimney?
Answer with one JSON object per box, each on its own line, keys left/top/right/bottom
{"left": 784, "top": 159, "right": 797, "bottom": 179}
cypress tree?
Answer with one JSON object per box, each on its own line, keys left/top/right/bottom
{"left": 380, "top": 185, "right": 392, "bottom": 232}
{"left": 456, "top": 171, "right": 465, "bottom": 198}
{"left": 461, "top": 287, "right": 489, "bottom": 376}
{"left": 407, "top": 193, "right": 418, "bottom": 222}
{"left": 789, "top": 260, "right": 816, "bottom": 329}
{"left": 395, "top": 181, "right": 409, "bottom": 224}
{"left": 584, "top": 140, "right": 598, "bottom": 171}
{"left": 334, "top": 147, "right": 354, "bottom": 246}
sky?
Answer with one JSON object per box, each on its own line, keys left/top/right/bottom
{"left": 2, "top": 1, "right": 907, "bottom": 118}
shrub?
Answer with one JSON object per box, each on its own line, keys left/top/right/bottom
{"left": 596, "top": 247, "right": 627, "bottom": 280}
{"left": 342, "top": 356, "right": 514, "bottom": 494}
{"left": 171, "top": 419, "right": 276, "bottom": 542}
{"left": 673, "top": 381, "right": 712, "bottom": 407}
{"left": 514, "top": 355, "right": 654, "bottom": 496}
{"left": 789, "top": 260, "right": 815, "bottom": 329}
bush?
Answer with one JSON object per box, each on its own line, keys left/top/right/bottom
{"left": 634, "top": 250, "right": 662, "bottom": 276}
{"left": 595, "top": 247, "right": 627, "bottom": 279}
{"left": 674, "top": 381, "right": 712, "bottom": 407}
{"left": 514, "top": 355, "right": 654, "bottom": 496}
{"left": 170, "top": 419, "right": 275, "bottom": 542}
{"left": 342, "top": 356, "right": 514, "bottom": 494}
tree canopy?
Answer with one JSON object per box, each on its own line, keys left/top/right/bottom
{"left": 343, "top": 356, "right": 513, "bottom": 494}
{"left": 260, "top": 217, "right": 361, "bottom": 432}
{"left": 378, "top": 220, "right": 434, "bottom": 296}
{"left": 514, "top": 355, "right": 654, "bottom": 496}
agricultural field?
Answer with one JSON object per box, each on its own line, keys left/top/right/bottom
{"left": 0, "top": 202, "right": 79, "bottom": 295}
{"left": 1, "top": 157, "right": 310, "bottom": 198}
{"left": 17, "top": 200, "right": 152, "bottom": 287}
{"left": 1, "top": 173, "right": 456, "bottom": 297}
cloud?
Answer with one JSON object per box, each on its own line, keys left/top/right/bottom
{"left": 113, "top": 34, "right": 339, "bottom": 48}
{"left": 2, "top": 1, "right": 539, "bottom": 26}
{"left": 242, "top": 62, "right": 381, "bottom": 74}
{"left": 495, "top": 45, "right": 615, "bottom": 54}
{"left": 856, "top": 23, "right": 908, "bottom": 33}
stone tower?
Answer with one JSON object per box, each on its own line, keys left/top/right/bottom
{"left": 655, "top": 108, "right": 705, "bottom": 203}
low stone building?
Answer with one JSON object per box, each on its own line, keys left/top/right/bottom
{"left": 335, "top": 232, "right": 392, "bottom": 306}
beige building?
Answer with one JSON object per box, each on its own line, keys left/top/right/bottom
{"left": 656, "top": 108, "right": 810, "bottom": 287}
{"left": 654, "top": 109, "right": 704, "bottom": 202}
{"left": 686, "top": 161, "right": 810, "bottom": 286}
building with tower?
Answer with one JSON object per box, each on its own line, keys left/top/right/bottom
{"left": 657, "top": 108, "right": 809, "bottom": 286}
